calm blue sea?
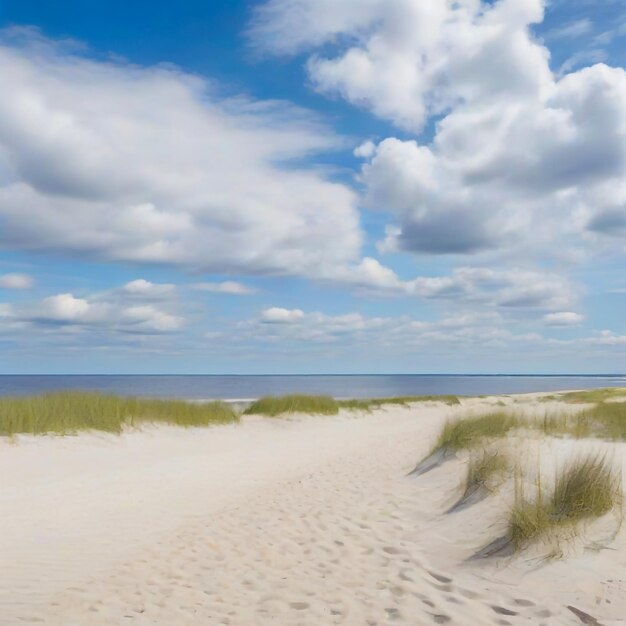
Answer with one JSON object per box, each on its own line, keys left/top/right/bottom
{"left": 0, "top": 375, "right": 624, "bottom": 401}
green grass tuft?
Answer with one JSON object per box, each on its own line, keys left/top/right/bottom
{"left": 0, "top": 392, "right": 237, "bottom": 436}
{"left": 243, "top": 394, "right": 339, "bottom": 416}
{"left": 558, "top": 388, "right": 626, "bottom": 404}
{"left": 245, "top": 394, "right": 460, "bottom": 416}
{"left": 338, "top": 395, "right": 460, "bottom": 410}
{"left": 537, "top": 403, "right": 626, "bottom": 442}
{"left": 466, "top": 449, "right": 509, "bottom": 493}
{"left": 582, "top": 402, "right": 626, "bottom": 441}
{"left": 508, "top": 454, "right": 622, "bottom": 551}
{"left": 433, "top": 413, "right": 518, "bottom": 453}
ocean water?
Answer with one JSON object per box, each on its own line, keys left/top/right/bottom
{"left": 0, "top": 375, "right": 624, "bottom": 401}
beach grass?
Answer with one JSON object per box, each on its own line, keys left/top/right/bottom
{"left": 245, "top": 394, "right": 461, "bottom": 416}
{"left": 0, "top": 392, "right": 238, "bottom": 436}
{"left": 465, "top": 449, "right": 509, "bottom": 493}
{"left": 244, "top": 394, "right": 340, "bottom": 416}
{"left": 582, "top": 402, "right": 626, "bottom": 441}
{"left": 432, "top": 413, "right": 519, "bottom": 454}
{"left": 340, "top": 395, "right": 461, "bottom": 409}
{"left": 508, "top": 454, "right": 622, "bottom": 551}
{"left": 557, "top": 388, "right": 626, "bottom": 404}
{"left": 537, "top": 402, "right": 626, "bottom": 441}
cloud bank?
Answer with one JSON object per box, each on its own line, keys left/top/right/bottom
{"left": 253, "top": 0, "right": 626, "bottom": 258}
{"left": 0, "top": 28, "right": 363, "bottom": 281}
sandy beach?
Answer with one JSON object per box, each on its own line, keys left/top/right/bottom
{"left": 1, "top": 394, "right": 625, "bottom": 626}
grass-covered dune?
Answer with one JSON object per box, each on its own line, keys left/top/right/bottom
{"left": 243, "top": 393, "right": 460, "bottom": 417}
{"left": 0, "top": 392, "right": 237, "bottom": 436}
{"left": 540, "top": 401, "right": 626, "bottom": 441}
{"left": 0, "top": 391, "right": 461, "bottom": 435}
{"left": 243, "top": 394, "right": 340, "bottom": 417}
{"left": 508, "top": 454, "right": 622, "bottom": 551}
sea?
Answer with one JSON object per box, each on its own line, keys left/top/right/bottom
{"left": 0, "top": 375, "right": 624, "bottom": 401}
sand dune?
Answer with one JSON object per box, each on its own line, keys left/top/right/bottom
{"left": 1, "top": 395, "right": 624, "bottom": 625}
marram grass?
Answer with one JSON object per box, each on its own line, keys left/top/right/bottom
{"left": 432, "top": 413, "right": 519, "bottom": 454}
{"left": 244, "top": 395, "right": 339, "bottom": 416}
{"left": 0, "top": 392, "right": 237, "bottom": 436}
{"left": 465, "top": 449, "right": 509, "bottom": 493}
{"left": 537, "top": 402, "right": 626, "bottom": 442}
{"left": 508, "top": 454, "right": 622, "bottom": 551}
{"left": 340, "top": 395, "right": 460, "bottom": 409}
{"left": 557, "top": 388, "right": 626, "bottom": 404}
{"left": 245, "top": 394, "right": 461, "bottom": 416}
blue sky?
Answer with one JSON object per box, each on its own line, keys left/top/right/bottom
{"left": 0, "top": 0, "right": 625, "bottom": 374}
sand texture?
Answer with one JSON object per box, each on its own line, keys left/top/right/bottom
{"left": 1, "top": 395, "right": 625, "bottom": 625}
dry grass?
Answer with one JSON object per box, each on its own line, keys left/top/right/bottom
{"left": 508, "top": 454, "right": 622, "bottom": 551}
{"left": 0, "top": 392, "right": 237, "bottom": 436}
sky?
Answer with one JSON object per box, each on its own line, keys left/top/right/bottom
{"left": 0, "top": 0, "right": 625, "bottom": 374}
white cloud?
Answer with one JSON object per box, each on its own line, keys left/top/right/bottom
{"left": 543, "top": 311, "right": 585, "bottom": 326}
{"left": 329, "top": 260, "right": 576, "bottom": 310}
{"left": 0, "top": 272, "right": 34, "bottom": 289}
{"left": 252, "top": 0, "right": 550, "bottom": 133}
{"left": 253, "top": 0, "right": 626, "bottom": 258}
{"left": 20, "top": 288, "right": 184, "bottom": 334}
{"left": 244, "top": 306, "right": 547, "bottom": 348}
{"left": 192, "top": 281, "right": 256, "bottom": 295}
{"left": 40, "top": 293, "right": 91, "bottom": 321}
{"left": 587, "top": 330, "right": 626, "bottom": 346}
{"left": 122, "top": 279, "right": 175, "bottom": 298}
{"left": 0, "top": 28, "right": 363, "bottom": 282}
{"left": 260, "top": 307, "right": 305, "bottom": 323}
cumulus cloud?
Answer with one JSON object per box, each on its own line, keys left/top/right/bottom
{"left": 260, "top": 307, "right": 306, "bottom": 323}
{"left": 253, "top": 0, "right": 626, "bottom": 257}
{"left": 252, "top": 0, "right": 550, "bottom": 132}
{"left": 9, "top": 286, "right": 184, "bottom": 334}
{"left": 244, "top": 306, "right": 545, "bottom": 348}
{"left": 329, "top": 260, "right": 576, "bottom": 310}
{"left": 0, "top": 28, "right": 364, "bottom": 282}
{"left": 122, "top": 279, "right": 176, "bottom": 299}
{"left": 586, "top": 330, "right": 626, "bottom": 346}
{"left": 0, "top": 272, "right": 34, "bottom": 289}
{"left": 543, "top": 311, "right": 585, "bottom": 326}
{"left": 247, "top": 308, "right": 394, "bottom": 343}
{"left": 192, "top": 281, "right": 256, "bottom": 295}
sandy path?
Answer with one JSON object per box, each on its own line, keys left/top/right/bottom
{"left": 1, "top": 399, "right": 624, "bottom": 625}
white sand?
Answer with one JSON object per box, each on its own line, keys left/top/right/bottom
{"left": 1, "top": 395, "right": 625, "bottom": 625}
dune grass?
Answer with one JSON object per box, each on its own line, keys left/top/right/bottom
{"left": 243, "top": 394, "right": 339, "bottom": 416}
{"left": 537, "top": 402, "right": 626, "bottom": 441}
{"left": 558, "top": 388, "right": 626, "bottom": 404}
{"left": 368, "top": 395, "right": 460, "bottom": 407}
{"left": 337, "top": 395, "right": 460, "bottom": 411}
{"left": 245, "top": 394, "right": 461, "bottom": 416}
{"left": 432, "top": 413, "right": 519, "bottom": 454}
{"left": 0, "top": 392, "right": 238, "bottom": 436}
{"left": 508, "top": 454, "right": 622, "bottom": 551}
{"left": 582, "top": 402, "right": 626, "bottom": 441}
{"left": 537, "top": 411, "right": 590, "bottom": 439}
{"left": 465, "top": 449, "right": 509, "bottom": 493}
